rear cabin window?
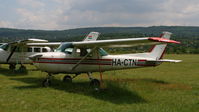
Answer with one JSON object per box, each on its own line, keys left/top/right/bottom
{"left": 27, "top": 48, "right": 32, "bottom": 52}
{"left": 34, "top": 48, "right": 41, "bottom": 52}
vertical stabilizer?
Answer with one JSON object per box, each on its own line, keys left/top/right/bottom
{"left": 83, "top": 32, "right": 100, "bottom": 41}
{"left": 149, "top": 32, "right": 172, "bottom": 59}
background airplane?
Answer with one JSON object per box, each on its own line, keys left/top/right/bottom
{"left": 0, "top": 32, "right": 100, "bottom": 71}
{"left": 28, "top": 32, "right": 181, "bottom": 88}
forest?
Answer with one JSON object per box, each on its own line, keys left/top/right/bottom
{"left": 0, "top": 26, "right": 199, "bottom": 54}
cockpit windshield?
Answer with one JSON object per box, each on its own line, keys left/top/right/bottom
{"left": 98, "top": 48, "right": 108, "bottom": 56}
{"left": 55, "top": 43, "right": 74, "bottom": 54}
{"left": 0, "top": 43, "right": 9, "bottom": 51}
{"left": 55, "top": 42, "right": 108, "bottom": 56}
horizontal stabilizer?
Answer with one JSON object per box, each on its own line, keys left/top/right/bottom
{"left": 158, "top": 59, "right": 182, "bottom": 63}
{"left": 148, "top": 59, "right": 182, "bottom": 63}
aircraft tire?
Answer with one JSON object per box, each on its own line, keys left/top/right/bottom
{"left": 9, "top": 64, "right": 16, "bottom": 70}
{"left": 63, "top": 75, "right": 72, "bottom": 83}
{"left": 19, "top": 65, "right": 27, "bottom": 72}
{"left": 90, "top": 79, "right": 100, "bottom": 89}
{"left": 42, "top": 79, "right": 51, "bottom": 87}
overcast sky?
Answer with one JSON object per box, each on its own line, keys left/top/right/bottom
{"left": 0, "top": 0, "right": 199, "bottom": 30}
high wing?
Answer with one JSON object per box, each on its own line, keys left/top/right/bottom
{"left": 5, "top": 39, "right": 60, "bottom": 63}
{"left": 9, "top": 38, "right": 49, "bottom": 46}
{"left": 27, "top": 42, "right": 62, "bottom": 47}
{"left": 73, "top": 36, "right": 180, "bottom": 48}
{"left": 27, "top": 32, "right": 100, "bottom": 47}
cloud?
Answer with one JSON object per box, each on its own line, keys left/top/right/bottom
{"left": 0, "top": 21, "right": 14, "bottom": 28}
{"left": 0, "top": 0, "right": 199, "bottom": 30}
{"left": 17, "top": 0, "right": 45, "bottom": 8}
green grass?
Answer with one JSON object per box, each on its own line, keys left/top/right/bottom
{"left": 0, "top": 54, "right": 199, "bottom": 112}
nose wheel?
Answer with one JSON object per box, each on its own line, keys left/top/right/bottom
{"left": 42, "top": 79, "right": 51, "bottom": 87}
{"left": 42, "top": 73, "right": 52, "bottom": 87}
{"left": 63, "top": 75, "right": 72, "bottom": 83}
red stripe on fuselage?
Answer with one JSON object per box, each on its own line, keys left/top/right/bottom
{"left": 39, "top": 58, "right": 112, "bottom": 61}
{"left": 33, "top": 61, "right": 112, "bottom": 65}
{"left": 138, "top": 59, "right": 147, "bottom": 62}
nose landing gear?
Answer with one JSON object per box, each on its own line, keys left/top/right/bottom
{"left": 9, "top": 64, "right": 27, "bottom": 72}
{"left": 63, "top": 75, "right": 72, "bottom": 83}
{"left": 42, "top": 73, "right": 52, "bottom": 87}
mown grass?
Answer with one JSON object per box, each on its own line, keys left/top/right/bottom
{"left": 0, "top": 54, "right": 198, "bottom": 112}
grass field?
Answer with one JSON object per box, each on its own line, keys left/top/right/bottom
{"left": 0, "top": 54, "right": 198, "bottom": 112}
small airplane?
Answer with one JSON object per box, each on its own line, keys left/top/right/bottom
{"left": 0, "top": 32, "right": 100, "bottom": 71}
{"left": 0, "top": 39, "right": 52, "bottom": 70}
{"left": 29, "top": 32, "right": 181, "bottom": 88}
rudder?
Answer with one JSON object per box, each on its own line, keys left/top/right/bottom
{"left": 149, "top": 32, "right": 172, "bottom": 59}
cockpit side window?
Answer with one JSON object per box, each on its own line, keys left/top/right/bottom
{"left": 42, "top": 48, "right": 48, "bottom": 52}
{"left": 55, "top": 43, "right": 74, "bottom": 54}
{"left": 80, "top": 48, "right": 88, "bottom": 56}
{"left": 27, "top": 47, "right": 32, "bottom": 52}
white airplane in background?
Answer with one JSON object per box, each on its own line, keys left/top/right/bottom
{"left": 29, "top": 32, "right": 181, "bottom": 88}
{"left": 0, "top": 39, "right": 52, "bottom": 70}
{"left": 0, "top": 32, "right": 100, "bottom": 71}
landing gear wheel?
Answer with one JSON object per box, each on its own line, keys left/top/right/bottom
{"left": 63, "top": 75, "right": 72, "bottom": 83}
{"left": 42, "top": 79, "right": 51, "bottom": 87}
{"left": 18, "top": 65, "right": 27, "bottom": 72}
{"left": 90, "top": 79, "right": 100, "bottom": 89}
{"left": 9, "top": 64, "right": 16, "bottom": 70}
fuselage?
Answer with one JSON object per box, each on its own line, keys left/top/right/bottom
{"left": 32, "top": 51, "right": 160, "bottom": 74}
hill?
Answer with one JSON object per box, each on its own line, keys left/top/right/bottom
{"left": 0, "top": 26, "right": 199, "bottom": 53}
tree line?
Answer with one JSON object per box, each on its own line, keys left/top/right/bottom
{"left": 0, "top": 26, "right": 199, "bottom": 54}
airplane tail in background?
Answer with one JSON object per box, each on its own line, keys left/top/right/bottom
{"left": 148, "top": 32, "right": 172, "bottom": 60}
{"left": 83, "top": 32, "right": 100, "bottom": 41}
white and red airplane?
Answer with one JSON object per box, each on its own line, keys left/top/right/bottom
{"left": 29, "top": 32, "right": 181, "bottom": 88}
{"left": 0, "top": 32, "right": 100, "bottom": 71}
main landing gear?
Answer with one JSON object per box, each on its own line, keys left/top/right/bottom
{"left": 9, "top": 64, "right": 16, "bottom": 71}
{"left": 42, "top": 72, "right": 101, "bottom": 89}
{"left": 18, "top": 64, "right": 27, "bottom": 72}
{"left": 62, "top": 74, "right": 80, "bottom": 83}
{"left": 9, "top": 64, "right": 27, "bottom": 72}
{"left": 87, "top": 72, "right": 100, "bottom": 89}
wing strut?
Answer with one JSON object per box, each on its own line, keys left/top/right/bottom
{"left": 6, "top": 46, "right": 17, "bottom": 63}
{"left": 71, "top": 47, "right": 97, "bottom": 71}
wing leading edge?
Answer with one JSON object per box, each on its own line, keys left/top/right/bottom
{"left": 73, "top": 36, "right": 180, "bottom": 48}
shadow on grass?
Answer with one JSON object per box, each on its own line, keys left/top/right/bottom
{"left": 112, "top": 78, "right": 169, "bottom": 84}
{"left": 10, "top": 77, "right": 146, "bottom": 104}
{"left": 0, "top": 68, "right": 28, "bottom": 76}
